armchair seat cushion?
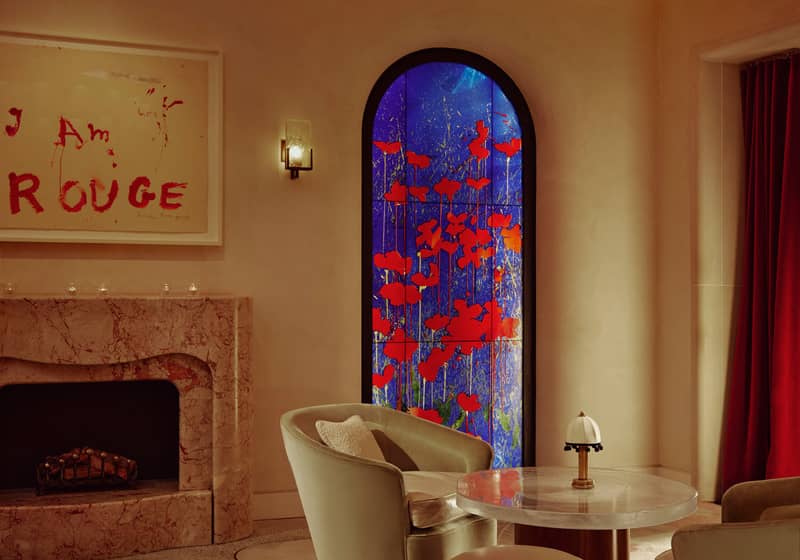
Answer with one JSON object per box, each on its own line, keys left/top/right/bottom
{"left": 403, "top": 471, "right": 468, "bottom": 528}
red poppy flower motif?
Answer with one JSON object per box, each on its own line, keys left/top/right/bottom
{"left": 455, "top": 298, "right": 483, "bottom": 319}
{"left": 416, "top": 219, "right": 439, "bottom": 246}
{"left": 418, "top": 221, "right": 443, "bottom": 257}
{"left": 476, "top": 246, "right": 495, "bottom": 262}
{"left": 458, "top": 340, "right": 485, "bottom": 355}
{"left": 374, "top": 140, "right": 402, "bottom": 155}
{"left": 456, "top": 229, "right": 493, "bottom": 269}
{"left": 418, "top": 344, "right": 457, "bottom": 382}
{"left": 374, "top": 250, "right": 412, "bottom": 275}
{"left": 372, "top": 364, "right": 395, "bottom": 389}
{"left": 483, "top": 299, "right": 520, "bottom": 340}
{"left": 424, "top": 314, "right": 450, "bottom": 331}
{"left": 475, "top": 120, "right": 489, "bottom": 140}
{"left": 411, "top": 263, "right": 440, "bottom": 288}
{"left": 468, "top": 120, "right": 490, "bottom": 161}
{"left": 457, "top": 392, "right": 481, "bottom": 413}
{"left": 501, "top": 224, "right": 522, "bottom": 253}
{"left": 378, "top": 282, "right": 422, "bottom": 306}
{"left": 457, "top": 249, "right": 474, "bottom": 270}
{"left": 447, "top": 211, "right": 468, "bottom": 223}
{"left": 434, "top": 178, "right": 461, "bottom": 201}
{"left": 457, "top": 227, "right": 477, "bottom": 251}
{"left": 384, "top": 181, "right": 408, "bottom": 204}
{"left": 418, "top": 356, "right": 439, "bottom": 382}
{"left": 409, "top": 407, "right": 444, "bottom": 424}
{"left": 466, "top": 177, "right": 491, "bottom": 191}
{"left": 409, "top": 186, "right": 429, "bottom": 202}
{"left": 494, "top": 266, "right": 505, "bottom": 284}
{"left": 458, "top": 246, "right": 495, "bottom": 269}
{"left": 372, "top": 307, "right": 391, "bottom": 336}
{"left": 445, "top": 212, "right": 468, "bottom": 236}
{"left": 444, "top": 300, "right": 486, "bottom": 355}
{"left": 378, "top": 282, "right": 405, "bottom": 306}
{"left": 487, "top": 213, "right": 512, "bottom": 228}
{"left": 384, "top": 328, "right": 419, "bottom": 363}
{"left": 494, "top": 137, "right": 522, "bottom": 158}
{"left": 420, "top": 247, "right": 438, "bottom": 258}
{"left": 440, "top": 240, "right": 459, "bottom": 254}
{"left": 407, "top": 151, "right": 431, "bottom": 169}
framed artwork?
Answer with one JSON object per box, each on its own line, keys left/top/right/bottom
{"left": 0, "top": 32, "right": 222, "bottom": 245}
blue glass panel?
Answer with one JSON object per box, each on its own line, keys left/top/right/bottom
{"left": 406, "top": 202, "right": 493, "bottom": 343}
{"left": 373, "top": 73, "right": 407, "bottom": 202}
{"left": 406, "top": 63, "right": 493, "bottom": 206}
{"left": 372, "top": 198, "right": 408, "bottom": 332}
{"left": 491, "top": 340, "right": 523, "bottom": 467}
{"left": 488, "top": 204, "right": 522, "bottom": 341}
{"left": 372, "top": 342, "right": 408, "bottom": 411}
{"left": 371, "top": 61, "right": 524, "bottom": 466}
{"left": 491, "top": 84, "right": 523, "bottom": 207}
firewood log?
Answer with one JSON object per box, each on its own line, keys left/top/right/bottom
{"left": 36, "top": 447, "right": 138, "bottom": 493}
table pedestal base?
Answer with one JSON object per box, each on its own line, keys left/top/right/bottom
{"left": 515, "top": 525, "right": 629, "bottom": 560}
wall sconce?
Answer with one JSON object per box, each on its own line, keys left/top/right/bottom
{"left": 281, "top": 119, "right": 313, "bottom": 179}
{"left": 564, "top": 411, "right": 603, "bottom": 489}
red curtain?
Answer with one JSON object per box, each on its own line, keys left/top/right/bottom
{"left": 722, "top": 51, "right": 800, "bottom": 493}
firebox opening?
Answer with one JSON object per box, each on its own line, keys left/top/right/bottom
{"left": 0, "top": 380, "right": 179, "bottom": 491}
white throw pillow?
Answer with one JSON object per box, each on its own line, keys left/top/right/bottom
{"left": 315, "top": 414, "right": 386, "bottom": 463}
{"left": 402, "top": 471, "right": 470, "bottom": 529}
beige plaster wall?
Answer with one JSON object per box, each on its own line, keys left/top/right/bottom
{"left": 656, "top": 0, "right": 800, "bottom": 497}
{"left": 0, "top": 0, "right": 659, "bottom": 510}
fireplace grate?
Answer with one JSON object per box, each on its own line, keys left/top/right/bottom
{"left": 36, "top": 447, "right": 138, "bottom": 495}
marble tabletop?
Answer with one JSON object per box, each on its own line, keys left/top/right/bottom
{"left": 456, "top": 466, "right": 698, "bottom": 530}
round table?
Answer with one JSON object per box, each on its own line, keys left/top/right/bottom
{"left": 457, "top": 466, "right": 698, "bottom": 560}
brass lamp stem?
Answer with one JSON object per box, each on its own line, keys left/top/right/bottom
{"left": 572, "top": 447, "right": 594, "bottom": 489}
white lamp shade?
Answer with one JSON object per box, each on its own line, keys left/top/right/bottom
{"left": 565, "top": 412, "right": 602, "bottom": 445}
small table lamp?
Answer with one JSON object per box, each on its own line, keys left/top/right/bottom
{"left": 564, "top": 411, "right": 603, "bottom": 489}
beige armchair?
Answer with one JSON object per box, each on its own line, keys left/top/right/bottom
{"left": 656, "top": 476, "right": 800, "bottom": 560}
{"left": 280, "top": 403, "right": 497, "bottom": 560}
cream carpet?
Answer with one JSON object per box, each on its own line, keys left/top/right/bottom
{"left": 117, "top": 519, "right": 310, "bottom": 560}
{"left": 117, "top": 503, "right": 721, "bottom": 560}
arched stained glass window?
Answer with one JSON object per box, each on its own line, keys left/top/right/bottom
{"left": 362, "top": 49, "right": 535, "bottom": 468}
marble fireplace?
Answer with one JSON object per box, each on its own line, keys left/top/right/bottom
{"left": 0, "top": 296, "right": 252, "bottom": 559}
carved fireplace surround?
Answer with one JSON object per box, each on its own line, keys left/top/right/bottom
{"left": 0, "top": 296, "right": 252, "bottom": 559}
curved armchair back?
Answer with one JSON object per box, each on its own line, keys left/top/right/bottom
{"left": 657, "top": 477, "right": 800, "bottom": 560}
{"left": 280, "top": 403, "right": 495, "bottom": 560}
{"left": 722, "top": 476, "right": 800, "bottom": 522}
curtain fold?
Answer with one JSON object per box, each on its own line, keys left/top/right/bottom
{"left": 722, "top": 51, "right": 800, "bottom": 493}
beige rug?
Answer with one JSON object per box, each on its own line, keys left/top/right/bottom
{"left": 235, "top": 540, "right": 314, "bottom": 560}
{"left": 235, "top": 503, "right": 721, "bottom": 560}
{"left": 118, "top": 503, "right": 721, "bottom": 560}
{"left": 118, "top": 519, "right": 310, "bottom": 560}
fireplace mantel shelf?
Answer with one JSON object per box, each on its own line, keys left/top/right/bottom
{"left": 0, "top": 296, "right": 253, "bottom": 559}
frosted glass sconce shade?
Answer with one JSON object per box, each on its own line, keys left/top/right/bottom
{"left": 281, "top": 119, "right": 313, "bottom": 179}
